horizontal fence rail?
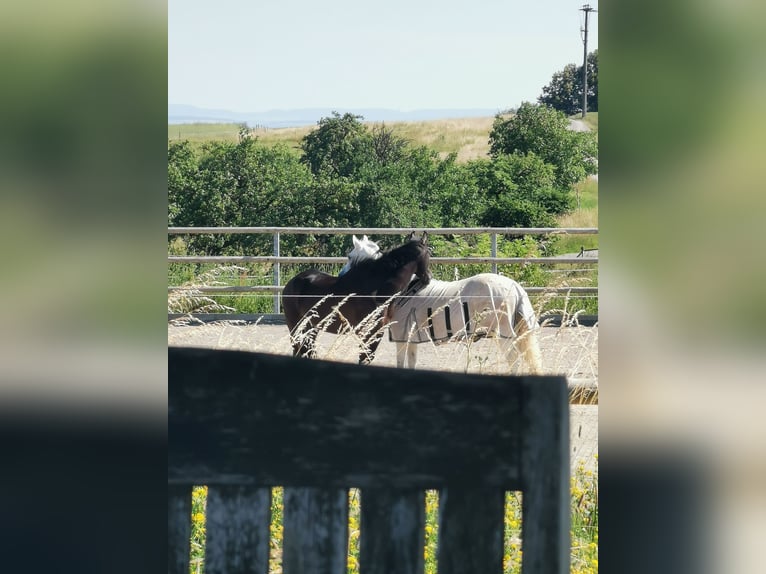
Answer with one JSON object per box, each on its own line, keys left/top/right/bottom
{"left": 168, "top": 226, "right": 598, "bottom": 313}
{"left": 168, "top": 256, "right": 598, "bottom": 265}
{"left": 168, "top": 286, "right": 599, "bottom": 295}
{"left": 169, "top": 226, "right": 598, "bottom": 236}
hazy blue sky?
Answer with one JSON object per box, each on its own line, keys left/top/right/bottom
{"left": 169, "top": 0, "right": 598, "bottom": 112}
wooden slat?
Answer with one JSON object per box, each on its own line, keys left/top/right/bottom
{"left": 168, "top": 485, "right": 192, "bottom": 574}
{"left": 437, "top": 487, "right": 505, "bottom": 573}
{"left": 520, "top": 381, "right": 570, "bottom": 574}
{"left": 206, "top": 485, "right": 271, "bottom": 574}
{"left": 168, "top": 348, "right": 542, "bottom": 489}
{"left": 360, "top": 488, "right": 425, "bottom": 574}
{"left": 282, "top": 487, "right": 348, "bottom": 574}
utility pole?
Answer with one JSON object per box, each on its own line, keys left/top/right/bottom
{"left": 580, "top": 4, "right": 597, "bottom": 118}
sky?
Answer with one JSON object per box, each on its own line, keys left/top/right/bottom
{"left": 168, "top": 0, "right": 598, "bottom": 112}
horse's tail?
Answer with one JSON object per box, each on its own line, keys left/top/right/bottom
{"left": 511, "top": 288, "right": 543, "bottom": 375}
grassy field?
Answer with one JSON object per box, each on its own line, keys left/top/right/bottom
{"left": 385, "top": 116, "right": 495, "bottom": 162}
{"left": 170, "top": 116, "right": 496, "bottom": 162}
{"left": 168, "top": 123, "right": 244, "bottom": 143}
{"left": 167, "top": 117, "right": 494, "bottom": 162}
{"left": 556, "top": 177, "right": 599, "bottom": 251}
{"left": 168, "top": 112, "right": 597, "bottom": 164}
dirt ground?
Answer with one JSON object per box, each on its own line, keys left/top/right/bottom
{"left": 168, "top": 322, "right": 598, "bottom": 472}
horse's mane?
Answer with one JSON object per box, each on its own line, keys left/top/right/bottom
{"left": 354, "top": 239, "right": 428, "bottom": 274}
{"left": 368, "top": 239, "right": 429, "bottom": 270}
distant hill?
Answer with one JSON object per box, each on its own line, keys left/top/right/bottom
{"left": 168, "top": 104, "right": 505, "bottom": 128}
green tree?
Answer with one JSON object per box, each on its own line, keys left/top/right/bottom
{"left": 538, "top": 50, "right": 598, "bottom": 114}
{"left": 167, "top": 140, "right": 199, "bottom": 226}
{"left": 300, "top": 112, "right": 373, "bottom": 178}
{"left": 488, "top": 102, "right": 597, "bottom": 190}
{"left": 299, "top": 115, "right": 475, "bottom": 230}
{"left": 353, "top": 145, "right": 480, "bottom": 229}
{"left": 467, "top": 156, "right": 562, "bottom": 228}
{"left": 369, "top": 123, "right": 408, "bottom": 165}
{"left": 355, "top": 145, "right": 438, "bottom": 228}
{"left": 170, "top": 137, "right": 317, "bottom": 253}
{"left": 585, "top": 49, "right": 598, "bottom": 112}
{"left": 538, "top": 63, "right": 581, "bottom": 116}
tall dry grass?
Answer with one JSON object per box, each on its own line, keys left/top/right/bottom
{"left": 168, "top": 300, "right": 597, "bottom": 404}
{"left": 167, "top": 265, "right": 245, "bottom": 316}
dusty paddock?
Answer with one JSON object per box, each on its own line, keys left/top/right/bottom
{"left": 168, "top": 322, "right": 598, "bottom": 472}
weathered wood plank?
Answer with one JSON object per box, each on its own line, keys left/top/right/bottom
{"left": 282, "top": 487, "right": 348, "bottom": 574}
{"left": 168, "top": 485, "right": 192, "bottom": 574}
{"left": 168, "top": 347, "right": 570, "bottom": 574}
{"left": 520, "top": 381, "right": 570, "bottom": 574}
{"left": 168, "top": 348, "right": 537, "bottom": 489}
{"left": 206, "top": 485, "right": 271, "bottom": 574}
{"left": 360, "top": 488, "right": 425, "bottom": 574}
{"left": 437, "top": 487, "right": 505, "bottom": 573}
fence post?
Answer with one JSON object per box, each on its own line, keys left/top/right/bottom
{"left": 490, "top": 233, "right": 497, "bottom": 274}
{"left": 273, "top": 232, "right": 280, "bottom": 313}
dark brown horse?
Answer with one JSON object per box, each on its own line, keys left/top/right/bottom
{"left": 282, "top": 233, "right": 431, "bottom": 364}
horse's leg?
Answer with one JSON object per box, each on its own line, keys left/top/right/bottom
{"left": 394, "top": 342, "right": 418, "bottom": 368}
{"left": 394, "top": 341, "right": 419, "bottom": 368}
{"left": 407, "top": 343, "right": 418, "bottom": 368}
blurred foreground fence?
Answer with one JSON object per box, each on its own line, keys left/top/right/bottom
{"left": 169, "top": 347, "right": 570, "bottom": 574}
{"left": 168, "top": 226, "right": 598, "bottom": 315}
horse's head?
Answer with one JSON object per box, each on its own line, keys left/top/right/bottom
{"left": 339, "top": 234, "right": 382, "bottom": 276}
{"left": 408, "top": 232, "right": 432, "bottom": 286}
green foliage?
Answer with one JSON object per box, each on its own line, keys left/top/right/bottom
{"left": 168, "top": 136, "right": 317, "bottom": 254}
{"left": 539, "top": 63, "right": 582, "bottom": 116}
{"left": 586, "top": 50, "right": 598, "bottom": 111}
{"left": 466, "top": 154, "right": 571, "bottom": 228}
{"left": 300, "top": 112, "right": 372, "bottom": 178}
{"left": 539, "top": 50, "right": 598, "bottom": 115}
{"left": 482, "top": 195, "right": 557, "bottom": 229}
{"left": 168, "top": 111, "right": 595, "bottom": 286}
{"left": 489, "top": 102, "right": 598, "bottom": 190}
{"left": 168, "top": 140, "right": 199, "bottom": 226}
{"left": 190, "top": 486, "right": 207, "bottom": 573}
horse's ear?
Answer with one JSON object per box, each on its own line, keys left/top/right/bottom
{"left": 421, "top": 231, "right": 428, "bottom": 245}
{"left": 352, "top": 235, "right": 360, "bottom": 247}
{"left": 407, "top": 231, "right": 415, "bottom": 242}
{"left": 362, "top": 235, "right": 368, "bottom": 242}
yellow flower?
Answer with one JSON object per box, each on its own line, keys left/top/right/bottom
{"left": 192, "top": 512, "right": 205, "bottom": 523}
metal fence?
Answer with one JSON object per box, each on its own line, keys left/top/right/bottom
{"left": 168, "top": 226, "right": 598, "bottom": 314}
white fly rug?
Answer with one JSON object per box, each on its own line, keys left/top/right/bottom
{"left": 388, "top": 273, "right": 537, "bottom": 344}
